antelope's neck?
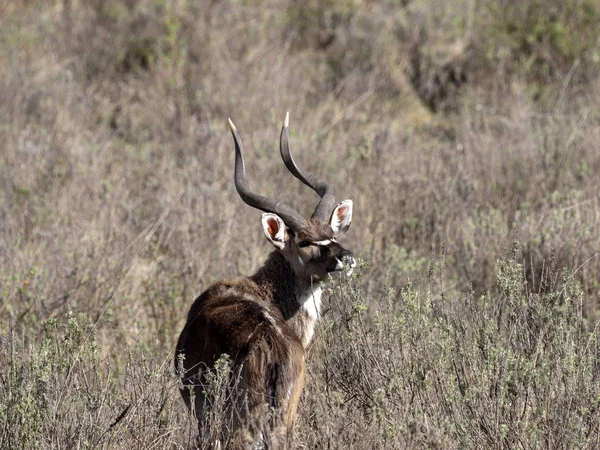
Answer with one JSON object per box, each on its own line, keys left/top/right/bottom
{"left": 294, "top": 283, "right": 322, "bottom": 346}
{"left": 251, "top": 252, "right": 322, "bottom": 348}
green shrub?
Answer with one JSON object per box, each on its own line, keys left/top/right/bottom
{"left": 302, "top": 252, "right": 600, "bottom": 448}
{"left": 475, "top": 0, "right": 600, "bottom": 84}
{"left": 0, "top": 314, "right": 189, "bottom": 449}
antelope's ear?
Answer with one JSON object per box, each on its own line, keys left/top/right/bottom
{"left": 261, "top": 213, "right": 287, "bottom": 250}
{"left": 329, "top": 200, "right": 353, "bottom": 237}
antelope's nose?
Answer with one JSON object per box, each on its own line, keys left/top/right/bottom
{"left": 338, "top": 250, "right": 355, "bottom": 267}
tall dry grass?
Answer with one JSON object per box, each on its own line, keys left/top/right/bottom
{"left": 1, "top": 0, "right": 599, "bottom": 448}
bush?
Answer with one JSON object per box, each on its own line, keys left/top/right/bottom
{"left": 301, "top": 253, "right": 600, "bottom": 448}
{"left": 474, "top": 0, "right": 600, "bottom": 85}
{"left": 0, "top": 313, "right": 191, "bottom": 449}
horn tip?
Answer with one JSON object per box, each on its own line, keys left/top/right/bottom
{"left": 227, "top": 118, "right": 237, "bottom": 132}
{"left": 284, "top": 111, "right": 289, "bottom": 128}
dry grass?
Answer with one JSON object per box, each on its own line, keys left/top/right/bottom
{"left": 1, "top": 0, "right": 599, "bottom": 448}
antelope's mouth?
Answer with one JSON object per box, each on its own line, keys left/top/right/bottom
{"left": 328, "top": 256, "right": 357, "bottom": 276}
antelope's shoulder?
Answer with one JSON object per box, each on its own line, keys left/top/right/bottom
{"left": 185, "top": 277, "right": 280, "bottom": 326}
{"left": 212, "top": 277, "right": 272, "bottom": 302}
{"left": 182, "top": 277, "right": 296, "bottom": 353}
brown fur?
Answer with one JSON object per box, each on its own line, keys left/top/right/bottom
{"left": 295, "top": 219, "right": 334, "bottom": 242}
{"left": 175, "top": 257, "right": 308, "bottom": 449}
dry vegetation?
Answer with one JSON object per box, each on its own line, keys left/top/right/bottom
{"left": 1, "top": 0, "right": 600, "bottom": 448}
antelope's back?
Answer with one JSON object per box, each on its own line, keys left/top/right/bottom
{"left": 175, "top": 278, "right": 305, "bottom": 415}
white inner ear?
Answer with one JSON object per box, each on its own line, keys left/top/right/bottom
{"left": 329, "top": 199, "right": 353, "bottom": 236}
{"left": 261, "top": 213, "right": 286, "bottom": 249}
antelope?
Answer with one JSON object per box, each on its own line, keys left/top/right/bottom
{"left": 175, "top": 113, "right": 355, "bottom": 449}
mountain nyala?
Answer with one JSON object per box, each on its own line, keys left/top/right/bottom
{"left": 175, "top": 113, "right": 355, "bottom": 448}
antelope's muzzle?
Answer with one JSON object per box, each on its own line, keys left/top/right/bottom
{"left": 328, "top": 249, "right": 356, "bottom": 275}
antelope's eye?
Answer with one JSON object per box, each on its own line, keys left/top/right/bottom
{"left": 298, "top": 241, "right": 311, "bottom": 248}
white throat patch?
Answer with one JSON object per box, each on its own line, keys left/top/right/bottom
{"left": 298, "top": 284, "right": 323, "bottom": 321}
